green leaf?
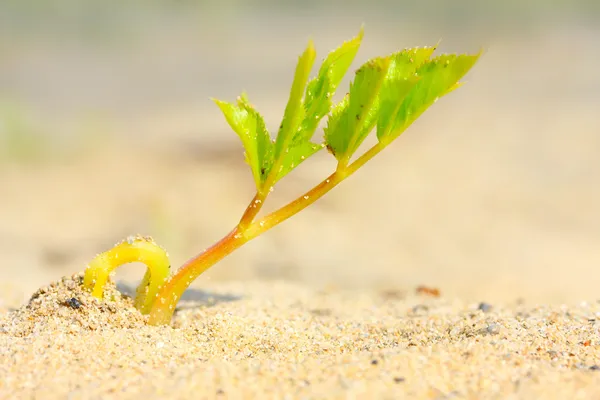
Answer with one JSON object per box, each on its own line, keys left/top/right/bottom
{"left": 301, "top": 28, "right": 364, "bottom": 137}
{"left": 324, "top": 93, "right": 348, "bottom": 156}
{"left": 382, "top": 52, "right": 481, "bottom": 142}
{"left": 273, "top": 40, "right": 316, "bottom": 163}
{"left": 276, "top": 141, "right": 323, "bottom": 181}
{"left": 270, "top": 31, "right": 364, "bottom": 185}
{"left": 376, "top": 46, "right": 437, "bottom": 141}
{"left": 213, "top": 94, "right": 274, "bottom": 189}
{"left": 324, "top": 57, "right": 390, "bottom": 163}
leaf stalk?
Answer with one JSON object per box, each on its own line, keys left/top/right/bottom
{"left": 147, "top": 140, "right": 387, "bottom": 325}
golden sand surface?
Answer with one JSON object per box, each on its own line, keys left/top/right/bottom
{"left": 2, "top": 274, "right": 600, "bottom": 399}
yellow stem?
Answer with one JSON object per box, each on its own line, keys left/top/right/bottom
{"left": 148, "top": 227, "right": 247, "bottom": 325}
{"left": 148, "top": 141, "right": 387, "bottom": 325}
{"left": 238, "top": 192, "right": 266, "bottom": 230}
{"left": 83, "top": 235, "right": 171, "bottom": 314}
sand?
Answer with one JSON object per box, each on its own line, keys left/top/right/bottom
{"left": 2, "top": 274, "right": 600, "bottom": 399}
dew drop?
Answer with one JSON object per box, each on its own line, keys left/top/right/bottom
{"left": 303, "top": 195, "right": 309, "bottom": 200}
{"left": 325, "top": 179, "right": 330, "bottom": 183}
{"left": 160, "top": 297, "right": 166, "bottom": 304}
{"left": 269, "top": 187, "right": 274, "bottom": 193}
{"left": 254, "top": 199, "right": 262, "bottom": 204}
{"left": 259, "top": 221, "right": 265, "bottom": 227}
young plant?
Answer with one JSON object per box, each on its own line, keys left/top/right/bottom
{"left": 82, "top": 28, "right": 481, "bottom": 325}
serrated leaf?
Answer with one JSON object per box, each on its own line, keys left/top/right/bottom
{"left": 324, "top": 93, "right": 348, "bottom": 156}
{"left": 276, "top": 141, "right": 323, "bottom": 181}
{"left": 324, "top": 57, "right": 390, "bottom": 163}
{"left": 267, "top": 30, "right": 364, "bottom": 184}
{"left": 213, "top": 95, "right": 274, "bottom": 189}
{"left": 377, "top": 46, "right": 437, "bottom": 141}
{"left": 322, "top": 27, "right": 365, "bottom": 89}
{"left": 274, "top": 40, "right": 316, "bottom": 162}
{"left": 252, "top": 40, "right": 319, "bottom": 188}
{"left": 384, "top": 52, "right": 481, "bottom": 142}
{"left": 301, "top": 28, "right": 364, "bottom": 137}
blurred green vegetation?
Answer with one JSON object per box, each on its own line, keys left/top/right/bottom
{"left": 0, "top": 101, "right": 112, "bottom": 164}
{"left": 0, "top": 102, "right": 50, "bottom": 163}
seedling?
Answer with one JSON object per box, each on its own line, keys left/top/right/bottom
{"left": 82, "top": 27, "right": 480, "bottom": 325}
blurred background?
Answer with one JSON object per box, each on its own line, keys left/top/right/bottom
{"left": 1, "top": 0, "right": 599, "bottom": 305}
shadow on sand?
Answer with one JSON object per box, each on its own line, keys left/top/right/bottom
{"left": 116, "top": 281, "right": 242, "bottom": 312}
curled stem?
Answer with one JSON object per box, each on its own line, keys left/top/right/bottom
{"left": 83, "top": 235, "right": 171, "bottom": 314}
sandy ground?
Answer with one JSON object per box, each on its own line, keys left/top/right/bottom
{"left": 1, "top": 11, "right": 600, "bottom": 399}
{"left": 2, "top": 274, "right": 600, "bottom": 399}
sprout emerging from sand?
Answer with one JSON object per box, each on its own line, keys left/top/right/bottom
{"left": 82, "top": 27, "right": 481, "bottom": 325}
{"left": 83, "top": 235, "right": 171, "bottom": 314}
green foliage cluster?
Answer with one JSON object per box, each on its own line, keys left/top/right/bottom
{"left": 215, "top": 28, "right": 480, "bottom": 187}
{"left": 0, "top": 102, "right": 49, "bottom": 163}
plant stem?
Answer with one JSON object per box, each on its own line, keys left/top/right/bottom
{"left": 238, "top": 164, "right": 279, "bottom": 229}
{"left": 238, "top": 192, "right": 266, "bottom": 229}
{"left": 246, "top": 141, "right": 385, "bottom": 237}
{"left": 147, "top": 227, "right": 248, "bottom": 325}
{"left": 148, "top": 141, "right": 387, "bottom": 325}
{"left": 83, "top": 235, "right": 171, "bottom": 314}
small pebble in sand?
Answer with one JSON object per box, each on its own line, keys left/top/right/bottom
{"left": 65, "top": 297, "right": 82, "bottom": 309}
{"left": 478, "top": 302, "right": 492, "bottom": 312}
{"left": 411, "top": 304, "right": 429, "bottom": 315}
{"left": 415, "top": 286, "right": 440, "bottom": 297}
{"left": 486, "top": 323, "right": 501, "bottom": 335}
